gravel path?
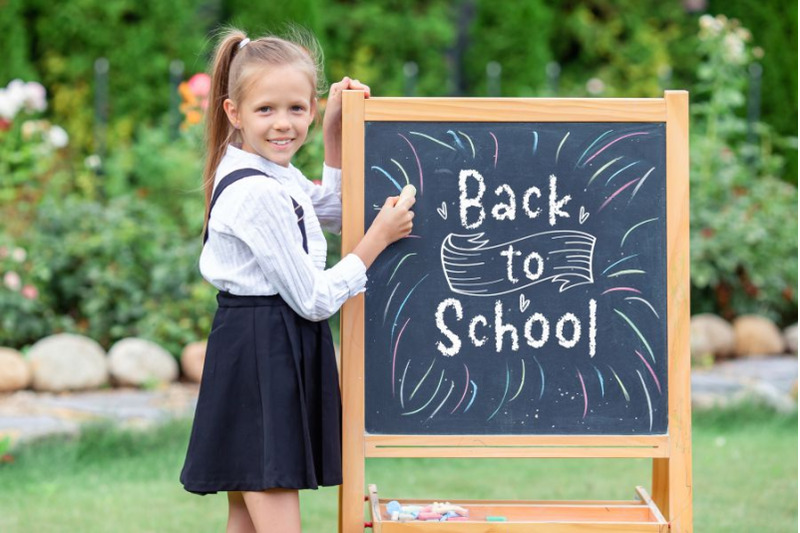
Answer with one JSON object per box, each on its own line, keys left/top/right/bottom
{"left": 1, "top": 356, "right": 796, "bottom": 449}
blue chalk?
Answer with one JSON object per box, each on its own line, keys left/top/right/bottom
{"left": 386, "top": 501, "right": 402, "bottom": 515}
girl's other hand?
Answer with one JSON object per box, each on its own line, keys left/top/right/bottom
{"left": 323, "top": 76, "right": 371, "bottom": 168}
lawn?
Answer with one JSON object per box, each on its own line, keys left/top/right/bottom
{"left": 0, "top": 404, "right": 795, "bottom": 532}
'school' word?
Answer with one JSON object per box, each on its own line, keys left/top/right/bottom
{"left": 435, "top": 298, "right": 598, "bottom": 358}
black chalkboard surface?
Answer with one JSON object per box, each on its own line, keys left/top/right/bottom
{"left": 363, "top": 122, "right": 667, "bottom": 436}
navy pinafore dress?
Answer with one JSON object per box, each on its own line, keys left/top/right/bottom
{"left": 180, "top": 168, "right": 342, "bottom": 494}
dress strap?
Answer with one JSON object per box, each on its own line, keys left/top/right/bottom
{"left": 203, "top": 167, "right": 308, "bottom": 253}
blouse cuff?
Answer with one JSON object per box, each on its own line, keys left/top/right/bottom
{"left": 322, "top": 164, "right": 342, "bottom": 190}
{"left": 336, "top": 253, "right": 368, "bottom": 297}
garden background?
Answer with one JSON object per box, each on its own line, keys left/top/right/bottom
{"left": 0, "top": 1, "right": 797, "bottom": 532}
{"left": 0, "top": 0, "right": 797, "bottom": 356}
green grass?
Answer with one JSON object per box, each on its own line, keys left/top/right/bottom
{"left": 0, "top": 404, "right": 796, "bottom": 532}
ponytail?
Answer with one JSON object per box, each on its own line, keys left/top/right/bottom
{"left": 201, "top": 26, "right": 326, "bottom": 237}
{"left": 202, "top": 29, "right": 248, "bottom": 236}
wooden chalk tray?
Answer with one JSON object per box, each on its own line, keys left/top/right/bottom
{"left": 367, "top": 484, "right": 668, "bottom": 532}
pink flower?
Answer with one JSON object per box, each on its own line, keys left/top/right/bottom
{"left": 4, "top": 271, "right": 21, "bottom": 291}
{"left": 21, "top": 284, "right": 38, "bottom": 300}
{"left": 187, "top": 73, "right": 211, "bottom": 110}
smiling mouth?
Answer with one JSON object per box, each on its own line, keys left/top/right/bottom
{"left": 270, "top": 139, "right": 293, "bottom": 146}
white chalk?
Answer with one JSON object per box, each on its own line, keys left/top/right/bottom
{"left": 398, "top": 184, "right": 417, "bottom": 205}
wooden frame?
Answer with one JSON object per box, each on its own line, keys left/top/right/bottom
{"left": 340, "top": 92, "right": 691, "bottom": 532}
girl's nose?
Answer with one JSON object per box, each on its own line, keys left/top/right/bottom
{"left": 273, "top": 111, "right": 291, "bottom": 130}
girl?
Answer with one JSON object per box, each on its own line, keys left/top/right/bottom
{"left": 180, "top": 28, "right": 414, "bottom": 532}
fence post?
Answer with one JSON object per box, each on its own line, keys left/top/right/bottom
{"left": 746, "top": 62, "right": 762, "bottom": 168}
{"left": 170, "top": 60, "right": 185, "bottom": 140}
{"left": 93, "top": 57, "right": 109, "bottom": 175}
{"left": 546, "top": 61, "right": 560, "bottom": 96}
{"left": 403, "top": 61, "right": 418, "bottom": 96}
{"left": 486, "top": 61, "right": 501, "bottom": 97}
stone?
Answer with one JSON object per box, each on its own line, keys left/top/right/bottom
{"left": 0, "top": 348, "right": 32, "bottom": 392}
{"left": 181, "top": 341, "right": 207, "bottom": 383}
{"left": 690, "top": 313, "right": 735, "bottom": 361}
{"left": 732, "top": 315, "right": 785, "bottom": 357}
{"left": 784, "top": 324, "right": 797, "bottom": 355}
{"left": 28, "top": 334, "right": 108, "bottom": 392}
{"left": 108, "top": 338, "right": 179, "bottom": 387}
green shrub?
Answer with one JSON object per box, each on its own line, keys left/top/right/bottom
{"left": 0, "top": 238, "right": 72, "bottom": 348}
{"left": 103, "top": 123, "right": 205, "bottom": 238}
{"left": 707, "top": 0, "right": 798, "bottom": 185}
{"left": 26, "top": 194, "right": 213, "bottom": 355}
{"left": 463, "top": 0, "right": 553, "bottom": 96}
{"left": 17, "top": 0, "right": 213, "bottom": 154}
{"left": 323, "top": 1, "right": 455, "bottom": 96}
{"left": 690, "top": 15, "right": 797, "bottom": 324}
{"left": 0, "top": 0, "right": 37, "bottom": 83}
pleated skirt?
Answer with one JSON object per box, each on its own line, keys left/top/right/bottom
{"left": 180, "top": 292, "right": 342, "bottom": 495}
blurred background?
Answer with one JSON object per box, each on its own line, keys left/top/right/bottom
{"left": 0, "top": 0, "right": 797, "bottom": 360}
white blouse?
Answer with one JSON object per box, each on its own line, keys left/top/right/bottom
{"left": 199, "top": 144, "right": 367, "bottom": 321}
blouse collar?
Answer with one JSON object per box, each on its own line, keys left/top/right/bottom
{"left": 224, "top": 144, "right": 298, "bottom": 181}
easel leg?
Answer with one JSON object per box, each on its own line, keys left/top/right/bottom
{"left": 652, "top": 457, "right": 669, "bottom": 518}
{"left": 652, "top": 456, "right": 693, "bottom": 531}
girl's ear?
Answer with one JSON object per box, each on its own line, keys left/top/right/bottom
{"left": 309, "top": 98, "right": 318, "bottom": 125}
{"left": 223, "top": 98, "right": 240, "bottom": 129}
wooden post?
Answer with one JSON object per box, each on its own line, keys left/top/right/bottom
{"left": 652, "top": 90, "right": 693, "bottom": 531}
{"left": 340, "top": 90, "right": 367, "bottom": 533}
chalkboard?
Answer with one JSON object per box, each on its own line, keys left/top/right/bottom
{"left": 363, "top": 122, "right": 668, "bottom": 436}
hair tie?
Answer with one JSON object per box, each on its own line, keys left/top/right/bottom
{"left": 238, "top": 38, "right": 250, "bottom": 49}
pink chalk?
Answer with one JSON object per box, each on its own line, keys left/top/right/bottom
{"left": 417, "top": 512, "right": 442, "bottom": 520}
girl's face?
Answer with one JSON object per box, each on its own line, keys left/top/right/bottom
{"left": 224, "top": 64, "right": 316, "bottom": 167}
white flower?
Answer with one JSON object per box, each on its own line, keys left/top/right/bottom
{"left": 0, "top": 88, "right": 21, "bottom": 120}
{"left": 21, "top": 119, "right": 46, "bottom": 139}
{"left": 586, "top": 78, "right": 605, "bottom": 95}
{"left": 11, "top": 248, "right": 26, "bottom": 262}
{"left": 23, "top": 81, "right": 47, "bottom": 113}
{"left": 47, "top": 125, "right": 69, "bottom": 148}
{"left": 723, "top": 33, "right": 746, "bottom": 64}
{"left": 699, "top": 14, "right": 714, "bottom": 31}
{"left": 4, "top": 271, "right": 21, "bottom": 291}
{"left": 85, "top": 154, "right": 102, "bottom": 170}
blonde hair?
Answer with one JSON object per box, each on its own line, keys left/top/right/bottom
{"left": 202, "top": 26, "right": 326, "bottom": 232}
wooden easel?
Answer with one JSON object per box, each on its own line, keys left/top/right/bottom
{"left": 340, "top": 91, "right": 691, "bottom": 532}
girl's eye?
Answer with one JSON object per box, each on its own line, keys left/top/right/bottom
{"left": 292, "top": 105, "right": 306, "bottom": 112}
{"left": 258, "top": 106, "right": 272, "bottom": 113}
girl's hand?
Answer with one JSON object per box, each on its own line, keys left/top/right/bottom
{"left": 323, "top": 77, "right": 371, "bottom": 168}
{"left": 352, "top": 194, "right": 415, "bottom": 269}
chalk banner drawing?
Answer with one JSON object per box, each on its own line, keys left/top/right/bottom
{"left": 363, "top": 122, "right": 668, "bottom": 436}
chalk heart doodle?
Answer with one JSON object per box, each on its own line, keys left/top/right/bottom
{"left": 440, "top": 231, "right": 596, "bottom": 297}
{"left": 579, "top": 206, "right": 590, "bottom": 225}
{"left": 519, "top": 293, "right": 530, "bottom": 313}
{"left": 437, "top": 202, "right": 448, "bottom": 220}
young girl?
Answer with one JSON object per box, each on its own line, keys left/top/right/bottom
{"left": 180, "top": 28, "right": 414, "bottom": 532}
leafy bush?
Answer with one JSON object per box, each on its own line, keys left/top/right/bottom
{"left": 549, "top": 0, "right": 698, "bottom": 97}
{"left": 102, "top": 123, "right": 205, "bottom": 238}
{"left": 14, "top": 0, "right": 214, "bottom": 154}
{"left": 0, "top": 240, "right": 71, "bottom": 348}
{"left": 707, "top": 0, "right": 798, "bottom": 185}
{"left": 323, "top": 1, "right": 455, "bottom": 96}
{"left": 690, "top": 15, "right": 797, "bottom": 324}
{"left": 464, "top": 0, "right": 553, "bottom": 96}
{"left": 24, "top": 194, "right": 213, "bottom": 355}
